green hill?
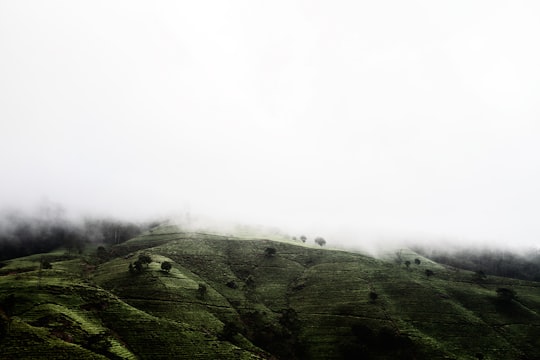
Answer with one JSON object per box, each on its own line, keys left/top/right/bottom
{"left": 1, "top": 227, "right": 540, "bottom": 359}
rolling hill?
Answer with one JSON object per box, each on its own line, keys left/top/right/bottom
{"left": 1, "top": 225, "right": 539, "bottom": 359}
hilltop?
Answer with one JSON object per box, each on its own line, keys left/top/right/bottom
{"left": 1, "top": 226, "right": 540, "bottom": 359}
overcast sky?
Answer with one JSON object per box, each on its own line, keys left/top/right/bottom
{"left": 1, "top": 1, "right": 540, "bottom": 248}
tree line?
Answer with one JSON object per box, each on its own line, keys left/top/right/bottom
{"left": 0, "top": 210, "right": 158, "bottom": 261}
{"left": 413, "top": 246, "right": 540, "bottom": 282}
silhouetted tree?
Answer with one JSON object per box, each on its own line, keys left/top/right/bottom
{"left": 414, "top": 258, "right": 421, "bottom": 265}
{"left": 314, "top": 237, "right": 326, "bottom": 247}
{"left": 96, "top": 246, "right": 108, "bottom": 261}
{"left": 300, "top": 235, "right": 307, "bottom": 243}
{"left": 496, "top": 288, "right": 516, "bottom": 302}
{"left": 404, "top": 260, "right": 411, "bottom": 268}
{"left": 474, "top": 270, "right": 487, "bottom": 282}
{"left": 226, "top": 280, "right": 238, "bottom": 289}
{"left": 197, "top": 283, "right": 208, "bottom": 299}
{"left": 161, "top": 261, "right": 172, "bottom": 273}
{"left": 264, "top": 247, "right": 276, "bottom": 257}
{"left": 138, "top": 254, "right": 152, "bottom": 267}
{"left": 41, "top": 259, "right": 52, "bottom": 269}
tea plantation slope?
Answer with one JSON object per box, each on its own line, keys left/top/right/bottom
{"left": 96, "top": 232, "right": 540, "bottom": 359}
{"left": 2, "top": 230, "right": 540, "bottom": 359}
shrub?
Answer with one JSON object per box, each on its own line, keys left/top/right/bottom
{"left": 414, "top": 258, "right": 421, "bottom": 265}
{"left": 496, "top": 288, "right": 516, "bottom": 302}
{"left": 197, "top": 283, "right": 207, "bottom": 299}
{"left": 138, "top": 254, "right": 152, "bottom": 266}
{"left": 404, "top": 260, "right": 411, "bottom": 268}
{"left": 226, "top": 280, "right": 238, "bottom": 289}
{"left": 300, "top": 235, "right": 307, "bottom": 243}
{"left": 425, "top": 269, "right": 434, "bottom": 277}
{"left": 369, "top": 291, "right": 378, "bottom": 302}
{"left": 264, "top": 247, "right": 276, "bottom": 257}
{"left": 161, "top": 261, "right": 172, "bottom": 273}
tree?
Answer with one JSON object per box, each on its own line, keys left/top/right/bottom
{"left": 300, "top": 235, "right": 307, "bottom": 243}
{"left": 314, "top": 237, "right": 326, "bottom": 247}
{"left": 474, "top": 270, "right": 487, "bottom": 282}
{"left": 414, "top": 258, "right": 421, "bottom": 265}
{"left": 369, "top": 291, "right": 378, "bottom": 302}
{"left": 496, "top": 288, "right": 516, "bottom": 302}
{"left": 161, "top": 261, "right": 172, "bottom": 273}
{"left": 264, "top": 247, "right": 276, "bottom": 258}
{"left": 404, "top": 260, "right": 411, "bottom": 269}
{"left": 41, "top": 259, "right": 52, "bottom": 269}
{"left": 96, "top": 246, "right": 108, "bottom": 261}
{"left": 138, "top": 254, "right": 152, "bottom": 267}
{"left": 425, "top": 269, "right": 434, "bottom": 277}
{"left": 197, "top": 283, "right": 207, "bottom": 299}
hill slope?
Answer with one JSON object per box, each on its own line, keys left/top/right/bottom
{"left": 1, "top": 227, "right": 540, "bottom": 359}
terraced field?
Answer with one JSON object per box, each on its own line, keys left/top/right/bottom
{"left": 1, "top": 227, "right": 540, "bottom": 359}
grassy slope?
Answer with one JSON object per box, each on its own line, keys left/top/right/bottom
{"left": 1, "top": 227, "right": 540, "bottom": 359}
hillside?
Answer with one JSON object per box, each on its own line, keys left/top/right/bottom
{"left": 1, "top": 227, "right": 540, "bottom": 359}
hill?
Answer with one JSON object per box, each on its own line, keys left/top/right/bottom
{"left": 1, "top": 226, "right": 540, "bottom": 359}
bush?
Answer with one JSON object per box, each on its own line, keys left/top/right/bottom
{"left": 161, "top": 261, "right": 172, "bottom": 273}
{"left": 369, "top": 291, "right": 378, "bottom": 302}
{"left": 496, "top": 288, "right": 516, "bottom": 302}
{"left": 264, "top": 247, "right": 276, "bottom": 257}
{"left": 197, "top": 283, "right": 207, "bottom": 299}
{"left": 425, "top": 269, "right": 434, "bottom": 277}
{"left": 314, "top": 237, "right": 326, "bottom": 247}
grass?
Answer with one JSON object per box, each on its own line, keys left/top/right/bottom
{"left": 1, "top": 226, "right": 540, "bottom": 359}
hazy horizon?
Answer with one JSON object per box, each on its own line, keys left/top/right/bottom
{"left": 2, "top": 1, "right": 540, "bottom": 249}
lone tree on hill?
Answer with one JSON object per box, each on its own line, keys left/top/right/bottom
{"left": 300, "top": 235, "right": 307, "bottom": 243}
{"left": 264, "top": 247, "right": 276, "bottom": 257}
{"left": 314, "top": 237, "right": 326, "bottom": 247}
{"left": 197, "top": 283, "right": 207, "bottom": 299}
{"left": 414, "top": 258, "right": 421, "bottom": 265}
{"left": 161, "top": 261, "right": 172, "bottom": 273}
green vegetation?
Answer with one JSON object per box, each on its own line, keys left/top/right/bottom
{"left": 1, "top": 226, "right": 540, "bottom": 359}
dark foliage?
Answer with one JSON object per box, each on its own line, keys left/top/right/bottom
{"left": 314, "top": 237, "right": 326, "bottom": 247}
{"left": 341, "top": 323, "right": 420, "bottom": 360}
{"left": 414, "top": 258, "right": 421, "bottom": 265}
{"left": 197, "top": 283, "right": 207, "bottom": 299}
{"left": 264, "top": 247, "right": 276, "bottom": 257}
{"left": 138, "top": 254, "right": 152, "bottom": 266}
{"left": 414, "top": 246, "right": 540, "bottom": 282}
{"left": 0, "top": 210, "right": 154, "bottom": 261}
{"left": 425, "top": 269, "right": 434, "bottom": 277}
{"left": 496, "top": 288, "right": 517, "bottom": 302}
{"left": 161, "top": 261, "right": 172, "bottom": 273}
{"left": 240, "top": 310, "right": 305, "bottom": 359}
{"left": 369, "top": 291, "right": 378, "bottom": 302}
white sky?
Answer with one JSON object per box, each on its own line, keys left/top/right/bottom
{"left": 1, "top": 1, "right": 540, "bottom": 247}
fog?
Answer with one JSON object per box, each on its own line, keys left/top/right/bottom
{"left": 1, "top": 1, "right": 540, "bottom": 250}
